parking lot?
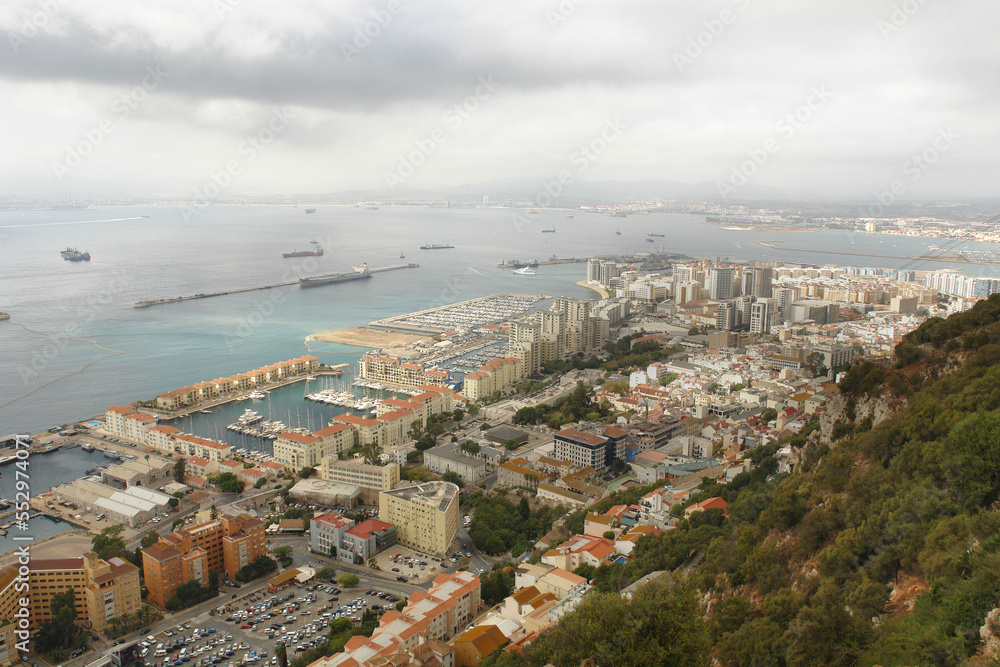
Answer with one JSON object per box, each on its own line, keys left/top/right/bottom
{"left": 212, "top": 583, "right": 402, "bottom": 655}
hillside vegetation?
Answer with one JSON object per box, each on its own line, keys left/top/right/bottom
{"left": 485, "top": 294, "right": 1000, "bottom": 667}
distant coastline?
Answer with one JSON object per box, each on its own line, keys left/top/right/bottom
{"left": 308, "top": 327, "right": 431, "bottom": 349}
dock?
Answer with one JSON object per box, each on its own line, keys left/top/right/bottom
{"left": 133, "top": 264, "right": 420, "bottom": 308}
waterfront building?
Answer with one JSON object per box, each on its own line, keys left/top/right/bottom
{"left": 379, "top": 482, "right": 460, "bottom": 557}
{"left": 101, "top": 455, "right": 174, "bottom": 489}
{"left": 142, "top": 513, "right": 264, "bottom": 608}
{"left": 331, "top": 413, "right": 384, "bottom": 446}
{"left": 377, "top": 408, "right": 420, "bottom": 448}
{"left": 461, "top": 356, "right": 525, "bottom": 401}
{"left": 172, "top": 433, "right": 233, "bottom": 461}
{"left": 273, "top": 423, "right": 355, "bottom": 470}
{"left": 358, "top": 355, "right": 451, "bottom": 389}
{"left": 321, "top": 457, "right": 400, "bottom": 504}
{"left": 155, "top": 356, "right": 318, "bottom": 410}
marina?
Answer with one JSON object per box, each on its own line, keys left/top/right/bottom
{"left": 369, "top": 293, "right": 546, "bottom": 334}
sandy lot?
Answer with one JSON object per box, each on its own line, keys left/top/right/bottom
{"left": 309, "top": 327, "right": 431, "bottom": 348}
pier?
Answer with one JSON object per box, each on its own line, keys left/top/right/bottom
{"left": 133, "top": 264, "right": 420, "bottom": 308}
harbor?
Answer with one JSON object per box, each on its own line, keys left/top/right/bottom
{"left": 133, "top": 263, "right": 420, "bottom": 307}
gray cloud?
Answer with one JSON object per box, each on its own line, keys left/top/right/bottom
{"left": 0, "top": 0, "right": 997, "bottom": 200}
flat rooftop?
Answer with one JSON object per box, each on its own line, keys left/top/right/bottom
{"left": 382, "top": 481, "right": 458, "bottom": 513}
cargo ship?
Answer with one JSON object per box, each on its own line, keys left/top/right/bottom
{"left": 61, "top": 247, "right": 91, "bottom": 261}
{"left": 647, "top": 232, "right": 664, "bottom": 237}
{"left": 283, "top": 247, "right": 324, "bottom": 258}
{"left": 541, "top": 227, "right": 555, "bottom": 233}
{"left": 299, "top": 268, "right": 372, "bottom": 288}
{"left": 304, "top": 207, "right": 316, "bottom": 214}
{"left": 0, "top": 313, "right": 9, "bottom": 321}
{"left": 420, "top": 244, "right": 455, "bottom": 250}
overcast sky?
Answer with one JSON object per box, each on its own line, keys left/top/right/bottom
{"left": 0, "top": 0, "right": 995, "bottom": 201}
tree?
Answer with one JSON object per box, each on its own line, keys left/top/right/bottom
{"left": 442, "top": 471, "right": 464, "bottom": 488}
{"left": 174, "top": 457, "right": 186, "bottom": 483}
{"left": 603, "top": 530, "right": 615, "bottom": 540}
{"left": 255, "top": 476, "right": 268, "bottom": 488}
{"left": 168, "top": 497, "right": 179, "bottom": 509}
{"left": 805, "top": 351, "right": 828, "bottom": 377}
{"left": 298, "top": 466, "right": 316, "bottom": 479}
{"left": 503, "top": 439, "right": 520, "bottom": 451}
{"left": 523, "top": 579, "right": 708, "bottom": 666}
{"left": 34, "top": 587, "right": 88, "bottom": 657}
{"left": 235, "top": 555, "right": 278, "bottom": 582}
{"left": 92, "top": 525, "right": 131, "bottom": 562}
{"left": 360, "top": 440, "right": 384, "bottom": 466}
{"left": 408, "top": 421, "right": 425, "bottom": 441}
{"left": 338, "top": 573, "right": 359, "bottom": 587}
{"left": 274, "top": 545, "right": 293, "bottom": 560}
{"left": 209, "top": 472, "right": 244, "bottom": 493}
{"left": 459, "top": 440, "right": 481, "bottom": 455}
{"left": 276, "top": 643, "right": 288, "bottom": 667}
{"left": 468, "top": 404, "right": 480, "bottom": 416}
{"left": 415, "top": 435, "right": 436, "bottom": 451}
{"left": 316, "top": 567, "right": 336, "bottom": 580}
{"left": 141, "top": 532, "right": 161, "bottom": 548}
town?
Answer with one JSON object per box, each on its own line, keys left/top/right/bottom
{"left": 0, "top": 255, "right": 979, "bottom": 667}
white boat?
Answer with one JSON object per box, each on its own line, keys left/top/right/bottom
{"left": 249, "top": 391, "right": 266, "bottom": 399}
{"left": 513, "top": 266, "right": 535, "bottom": 275}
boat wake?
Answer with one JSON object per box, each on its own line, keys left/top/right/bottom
{"left": 1, "top": 216, "right": 146, "bottom": 229}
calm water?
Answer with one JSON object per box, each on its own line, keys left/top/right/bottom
{"left": 1, "top": 205, "right": 996, "bottom": 436}
{"left": 0, "top": 445, "right": 100, "bottom": 553}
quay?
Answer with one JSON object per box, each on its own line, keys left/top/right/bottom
{"left": 133, "top": 264, "right": 420, "bottom": 308}
{"left": 143, "top": 366, "right": 351, "bottom": 421}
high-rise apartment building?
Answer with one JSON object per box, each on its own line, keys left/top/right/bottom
{"left": 708, "top": 267, "right": 735, "bottom": 300}
{"left": 142, "top": 513, "right": 264, "bottom": 608}
{"left": 379, "top": 482, "right": 459, "bottom": 557}
{"left": 750, "top": 298, "right": 774, "bottom": 335}
{"left": 752, "top": 267, "right": 773, "bottom": 298}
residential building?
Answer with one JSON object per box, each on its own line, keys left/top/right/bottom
{"left": 142, "top": 513, "right": 265, "bottom": 608}
{"left": 553, "top": 428, "right": 615, "bottom": 472}
{"left": 708, "top": 267, "right": 735, "bottom": 300}
{"left": 495, "top": 458, "right": 540, "bottom": 489}
{"left": 453, "top": 624, "right": 507, "bottom": 667}
{"left": 310, "top": 513, "right": 355, "bottom": 556}
{"left": 461, "top": 357, "right": 525, "bottom": 401}
{"left": 311, "top": 572, "right": 480, "bottom": 666}
{"left": 358, "top": 355, "right": 452, "bottom": 389}
{"left": 749, "top": 298, "right": 774, "bottom": 335}
{"left": 321, "top": 458, "right": 401, "bottom": 504}
{"left": 22, "top": 552, "right": 141, "bottom": 632}
{"left": 379, "top": 482, "right": 460, "bottom": 557}
{"left": 339, "top": 519, "right": 398, "bottom": 565}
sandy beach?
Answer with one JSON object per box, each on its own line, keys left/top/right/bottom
{"left": 308, "top": 327, "right": 432, "bottom": 348}
{"left": 576, "top": 281, "right": 610, "bottom": 299}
